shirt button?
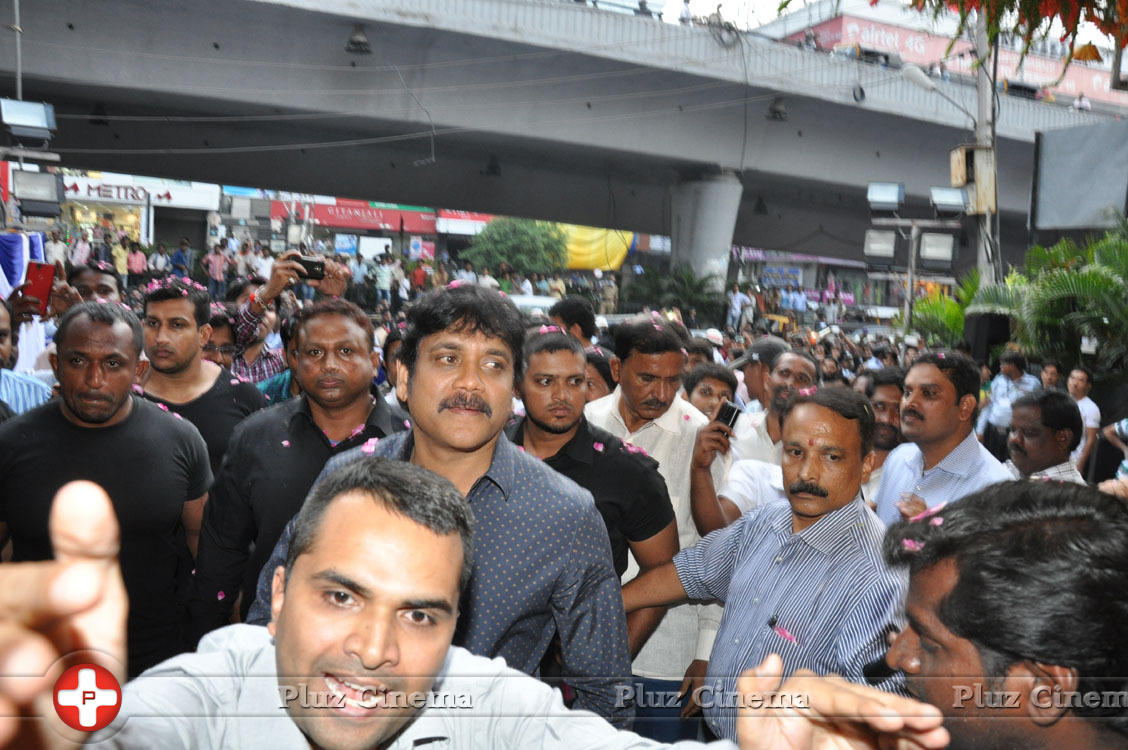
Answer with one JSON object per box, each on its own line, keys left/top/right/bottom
{"left": 733, "top": 638, "right": 740, "bottom": 645}
{"left": 753, "top": 598, "right": 759, "bottom": 604}
{"left": 774, "top": 556, "right": 783, "bottom": 563}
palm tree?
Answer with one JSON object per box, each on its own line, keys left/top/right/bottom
{"left": 622, "top": 264, "right": 725, "bottom": 325}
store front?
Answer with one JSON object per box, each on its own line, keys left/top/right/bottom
{"left": 60, "top": 173, "right": 219, "bottom": 247}
{"left": 270, "top": 198, "right": 438, "bottom": 259}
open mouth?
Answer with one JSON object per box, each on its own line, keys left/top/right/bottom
{"left": 324, "top": 673, "right": 389, "bottom": 715}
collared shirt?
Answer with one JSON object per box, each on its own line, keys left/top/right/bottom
{"left": 874, "top": 430, "right": 1013, "bottom": 526}
{"left": 245, "top": 432, "right": 633, "bottom": 726}
{"left": 231, "top": 300, "right": 288, "bottom": 383}
{"left": 96, "top": 624, "right": 734, "bottom": 749}
{"left": 507, "top": 416, "right": 676, "bottom": 577}
{"left": 718, "top": 459, "right": 784, "bottom": 514}
{"left": 1005, "top": 459, "right": 1086, "bottom": 484}
{"left": 729, "top": 410, "right": 779, "bottom": 467}
{"left": 676, "top": 497, "right": 906, "bottom": 741}
{"left": 585, "top": 389, "right": 723, "bottom": 681}
{"left": 0, "top": 368, "right": 51, "bottom": 414}
{"left": 979, "top": 372, "right": 1040, "bottom": 431}
{"left": 1070, "top": 395, "right": 1100, "bottom": 465}
{"left": 189, "top": 394, "right": 396, "bottom": 636}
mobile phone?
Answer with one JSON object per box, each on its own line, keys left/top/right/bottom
{"left": 23, "top": 261, "right": 56, "bottom": 316}
{"left": 296, "top": 255, "right": 325, "bottom": 280}
{"left": 716, "top": 400, "right": 741, "bottom": 429}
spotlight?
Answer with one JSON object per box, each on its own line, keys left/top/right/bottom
{"left": 346, "top": 25, "right": 372, "bottom": 54}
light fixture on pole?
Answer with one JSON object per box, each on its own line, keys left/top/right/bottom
{"left": 346, "top": 24, "right": 372, "bottom": 54}
{"left": 902, "top": 61, "right": 999, "bottom": 284}
{"left": 866, "top": 182, "right": 905, "bottom": 213}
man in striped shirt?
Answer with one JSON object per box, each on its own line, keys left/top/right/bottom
{"left": 623, "top": 387, "right": 905, "bottom": 741}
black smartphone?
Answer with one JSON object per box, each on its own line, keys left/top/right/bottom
{"left": 716, "top": 400, "right": 741, "bottom": 429}
{"left": 296, "top": 255, "right": 325, "bottom": 280}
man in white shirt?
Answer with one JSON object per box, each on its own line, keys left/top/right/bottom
{"left": 726, "top": 351, "right": 817, "bottom": 467}
{"left": 43, "top": 230, "right": 67, "bottom": 266}
{"left": 68, "top": 230, "right": 91, "bottom": 266}
{"left": 478, "top": 267, "right": 500, "bottom": 290}
{"left": 727, "top": 336, "right": 788, "bottom": 414}
{"left": 1067, "top": 366, "right": 1099, "bottom": 476}
{"left": 585, "top": 318, "right": 722, "bottom": 741}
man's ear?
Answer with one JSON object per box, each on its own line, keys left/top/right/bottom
{"left": 268, "top": 565, "right": 287, "bottom": 637}
{"left": 48, "top": 350, "right": 58, "bottom": 376}
{"left": 609, "top": 356, "right": 621, "bottom": 384}
{"left": 394, "top": 358, "right": 410, "bottom": 404}
{"left": 958, "top": 393, "right": 978, "bottom": 423}
{"left": 860, "top": 449, "right": 876, "bottom": 483}
{"left": 134, "top": 357, "right": 148, "bottom": 384}
{"left": 1018, "top": 660, "right": 1078, "bottom": 726}
{"left": 197, "top": 323, "right": 213, "bottom": 351}
{"left": 369, "top": 347, "right": 381, "bottom": 374}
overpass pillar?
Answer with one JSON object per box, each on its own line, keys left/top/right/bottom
{"left": 670, "top": 171, "right": 743, "bottom": 288}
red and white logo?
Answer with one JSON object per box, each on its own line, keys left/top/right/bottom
{"left": 52, "top": 664, "right": 121, "bottom": 731}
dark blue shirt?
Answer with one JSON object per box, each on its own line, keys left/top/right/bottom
{"left": 245, "top": 431, "right": 633, "bottom": 726}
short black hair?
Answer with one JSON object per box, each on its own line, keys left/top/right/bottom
{"left": 584, "top": 346, "right": 615, "bottom": 392}
{"left": 885, "top": 480, "right": 1128, "bottom": 736}
{"left": 67, "top": 263, "right": 123, "bottom": 296}
{"left": 611, "top": 317, "right": 686, "bottom": 361}
{"left": 1041, "top": 359, "right": 1060, "bottom": 373}
{"left": 547, "top": 295, "right": 596, "bottom": 339}
{"left": 296, "top": 299, "right": 374, "bottom": 352}
{"left": 286, "top": 457, "right": 474, "bottom": 592}
{"left": 400, "top": 285, "right": 526, "bottom": 384}
{"left": 1070, "top": 365, "right": 1094, "bottom": 385}
{"left": 143, "top": 276, "right": 211, "bottom": 327}
{"left": 865, "top": 366, "right": 906, "bottom": 398}
{"left": 522, "top": 328, "right": 585, "bottom": 372}
{"left": 910, "top": 351, "right": 980, "bottom": 407}
{"left": 999, "top": 349, "right": 1028, "bottom": 371}
{"left": 1013, "top": 388, "right": 1084, "bottom": 452}
{"left": 279, "top": 311, "right": 301, "bottom": 352}
{"left": 55, "top": 301, "right": 143, "bottom": 357}
{"left": 685, "top": 337, "right": 715, "bottom": 361}
{"left": 208, "top": 302, "right": 235, "bottom": 333}
{"left": 774, "top": 349, "right": 818, "bottom": 376}
{"left": 780, "top": 386, "right": 874, "bottom": 455}
{"left": 684, "top": 363, "right": 737, "bottom": 398}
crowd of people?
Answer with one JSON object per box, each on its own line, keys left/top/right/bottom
{"left": 0, "top": 246, "right": 1125, "bottom": 749}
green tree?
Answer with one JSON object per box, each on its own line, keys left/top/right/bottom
{"left": 621, "top": 264, "right": 725, "bottom": 325}
{"left": 902, "top": 270, "right": 980, "bottom": 347}
{"left": 461, "top": 218, "right": 568, "bottom": 276}
{"left": 967, "top": 219, "right": 1128, "bottom": 380}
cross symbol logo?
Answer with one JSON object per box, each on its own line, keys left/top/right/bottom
{"left": 52, "top": 663, "right": 122, "bottom": 732}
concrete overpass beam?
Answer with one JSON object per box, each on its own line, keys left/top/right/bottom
{"left": 670, "top": 171, "right": 744, "bottom": 288}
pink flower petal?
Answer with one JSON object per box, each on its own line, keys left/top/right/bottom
{"left": 909, "top": 502, "right": 947, "bottom": 523}
{"left": 230, "top": 379, "right": 240, "bottom": 385}
{"left": 902, "top": 538, "right": 925, "bottom": 552}
{"left": 929, "top": 517, "right": 944, "bottom": 526}
{"left": 281, "top": 440, "right": 291, "bottom": 447}
{"left": 403, "top": 420, "right": 411, "bottom": 428}
{"left": 216, "top": 591, "right": 226, "bottom": 601}
{"left": 157, "top": 403, "right": 169, "bottom": 411}
{"left": 683, "top": 414, "right": 690, "bottom": 421}
{"left": 592, "top": 442, "right": 604, "bottom": 452}
{"left": 772, "top": 625, "right": 798, "bottom": 644}
{"left": 360, "top": 437, "right": 379, "bottom": 455}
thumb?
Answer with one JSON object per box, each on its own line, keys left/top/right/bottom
{"left": 49, "top": 481, "right": 120, "bottom": 564}
{"left": 737, "top": 653, "right": 784, "bottom": 698}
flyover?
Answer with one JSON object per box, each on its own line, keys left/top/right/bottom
{"left": 0, "top": 0, "right": 1106, "bottom": 276}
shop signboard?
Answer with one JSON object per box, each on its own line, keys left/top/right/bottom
{"left": 761, "top": 265, "right": 803, "bottom": 287}
{"left": 334, "top": 234, "right": 358, "bottom": 255}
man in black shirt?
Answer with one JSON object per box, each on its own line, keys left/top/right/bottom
{"left": 507, "top": 327, "right": 678, "bottom": 657}
{"left": 189, "top": 298, "right": 399, "bottom": 641}
{"left": 141, "top": 276, "right": 267, "bottom": 480}
{"left": 0, "top": 302, "right": 210, "bottom": 676}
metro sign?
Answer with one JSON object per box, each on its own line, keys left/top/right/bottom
{"left": 52, "top": 663, "right": 122, "bottom": 731}
{"left": 63, "top": 181, "right": 175, "bottom": 203}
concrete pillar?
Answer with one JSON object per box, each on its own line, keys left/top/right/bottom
{"left": 670, "top": 171, "right": 743, "bottom": 288}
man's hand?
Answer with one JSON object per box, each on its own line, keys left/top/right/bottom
{"left": 896, "top": 494, "right": 927, "bottom": 522}
{"left": 677, "top": 658, "right": 709, "bottom": 718}
{"left": 316, "top": 258, "right": 350, "bottom": 298}
{"left": 259, "top": 251, "right": 306, "bottom": 304}
{"left": 0, "top": 481, "right": 127, "bottom": 749}
{"left": 692, "top": 422, "right": 732, "bottom": 471}
{"left": 1098, "top": 477, "right": 1128, "bottom": 500}
{"left": 736, "top": 654, "right": 949, "bottom": 750}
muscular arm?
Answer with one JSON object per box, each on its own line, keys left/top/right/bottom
{"left": 624, "top": 520, "right": 678, "bottom": 658}
{"left": 621, "top": 561, "right": 689, "bottom": 613}
{"left": 181, "top": 493, "right": 207, "bottom": 559}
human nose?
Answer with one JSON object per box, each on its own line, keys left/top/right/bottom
{"left": 85, "top": 362, "right": 106, "bottom": 389}
{"left": 344, "top": 612, "right": 400, "bottom": 671}
{"left": 885, "top": 628, "right": 919, "bottom": 673}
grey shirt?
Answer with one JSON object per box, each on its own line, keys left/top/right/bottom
{"left": 90, "top": 624, "right": 733, "bottom": 749}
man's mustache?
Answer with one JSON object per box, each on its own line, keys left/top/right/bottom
{"left": 902, "top": 408, "right": 925, "bottom": 422}
{"left": 439, "top": 393, "right": 493, "bottom": 416}
{"left": 789, "top": 481, "right": 829, "bottom": 498}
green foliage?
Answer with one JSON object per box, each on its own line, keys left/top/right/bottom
{"left": 461, "top": 218, "right": 567, "bottom": 276}
{"left": 904, "top": 269, "right": 980, "bottom": 347}
{"left": 971, "top": 222, "right": 1128, "bottom": 380}
{"left": 622, "top": 264, "right": 726, "bottom": 325}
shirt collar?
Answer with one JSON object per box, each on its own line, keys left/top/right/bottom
{"left": 932, "top": 430, "right": 982, "bottom": 478}
{"left": 771, "top": 496, "right": 868, "bottom": 555}
{"left": 289, "top": 388, "right": 394, "bottom": 438}
{"left": 508, "top": 416, "right": 594, "bottom": 465}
